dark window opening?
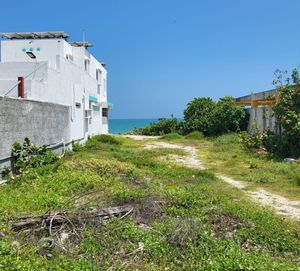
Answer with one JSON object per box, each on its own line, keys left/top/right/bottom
{"left": 102, "top": 108, "right": 108, "bottom": 117}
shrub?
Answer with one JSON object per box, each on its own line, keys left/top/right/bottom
{"left": 72, "top": 140, "right": 83, "bottom": 152}
{"left": 183, "top": 97, "right": 215, "bottom": 135}
{"left": 185, "top": 131, "right": 204, "bottom": 140}
{"left": 11, "top": 138, "right": 58, "bottom": 174}
{"left": 92, "top": 134, "right": 120, "bottom": 145}
{"left": 210, "top": 96, "right": 248, "bottom": 136}
{"left": 271, "top": 69, "right": 300, "bottom": 158}
{"left": 1, "top": 166, "right": 10, "bottom": 179}
{"left": 161, "top": 133, "right": 183, "bottom": 140}
{"left": 84, "top": 135, "right": 121, "bottom": 150}
{"left": 238, "top": 131, "right": 264, "bottom": 150}
{"left": 183, "top": 96, "right": 248, "bottom": 136}
{"left": 242, "top": 69, "right": 300, "bottom": 158}
{"left": 133, "top": 117, "right": 182, "bottom": 136}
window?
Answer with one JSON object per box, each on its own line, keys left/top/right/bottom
{"left": 66, "top": 54, "right": 73, "bottom": 61}
{"left": 102, "top": 108, "right": 108, "bottom": 117}
{"left": 103, "top": 78, "right": 107, "bottom": 97}
{"left": 97, "top": 84, "right": 101, "bottom": 94}
{"left": 96, "top": 69, "right": 102, "bottom": 81}
{"left": 84, "top": 59, "right": 90, "bottom": 73}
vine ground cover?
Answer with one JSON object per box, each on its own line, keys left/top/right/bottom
{"left": 0, "top": 135, "right": 299, "bottom": 270}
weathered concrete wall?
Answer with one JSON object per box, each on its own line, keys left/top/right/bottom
{"left": 0, "top": 97, "right": 71, "bottom": 171}
{"left": 247, "top": 106, "right": 276, "bottom": 134}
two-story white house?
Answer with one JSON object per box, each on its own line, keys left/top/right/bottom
{"left": 0, "top": 31, "right": 111, "bottom": 143}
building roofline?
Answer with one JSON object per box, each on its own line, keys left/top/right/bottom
{"left": 0, "top": 31, "right": 69, "bottom": 40}
{"left": 70, "top": 41, "right": 93, "bottom": 48}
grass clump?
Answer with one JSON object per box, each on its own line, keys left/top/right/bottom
{"left": 200, "top": 133, "right": 300, "bottom": 199}
{"left": 185, "top": 131, "right": 204, "bottom": 140}
{"left": 161, "top": 133, "right": 184, "bottom": 141}
{"left": 92, "top": 134, "right": 121, "bottom": 145}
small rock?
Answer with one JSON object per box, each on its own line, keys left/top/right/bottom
{"left": 0, "top": 180, "right": 7, "bottom": 186}
{"left": 0, "top": 232, "right": 5, "bottom": 239}
{"left": 60, "top": 231, "right": 69, "bottom": 244}
{"left": 11, "top": 240, "right": 20, "bottom": 248}
{"left": 284, "top": 158, "right": 296, "bottom": 164}
{"left": 38, "top": 237, "right": 54, "bottom": 248}
{"left": 46, "top": 253, "right": 53, "bottom": 260}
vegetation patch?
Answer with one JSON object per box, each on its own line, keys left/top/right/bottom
{"left": 161, "top": 133, "right": 184, "bottom": 140}
{"left": 185, "top": 131, "right": 205, "bottom": 140}
{"left": 0, "top": 136, "right": 299, "bottom": 270}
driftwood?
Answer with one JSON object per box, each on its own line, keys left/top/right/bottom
{"left": 12, "top": 205, "right": 134, "bottom": 232}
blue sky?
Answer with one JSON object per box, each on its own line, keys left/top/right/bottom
{"left": 1, "top": 0, "right": 299, "bottom": 118}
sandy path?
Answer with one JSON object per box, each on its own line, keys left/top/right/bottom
{"left": 142, "top": 140, "right": 300, "bottom": 220}
{"left": 118, "top": 135, "right": 161, "bottom": 140}
{"left": 145, "top": 142, "right": 204, "bottom": 169}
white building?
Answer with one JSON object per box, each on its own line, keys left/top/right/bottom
{"left": 0, "top": 31, "right": 111, "bottom": 142}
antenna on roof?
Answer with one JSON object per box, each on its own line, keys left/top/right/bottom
{"left": 82, "top": 29, "right": 85, "bottom": 43}
{"left": 70, "top": 29, "right": 93, "bottom": 48}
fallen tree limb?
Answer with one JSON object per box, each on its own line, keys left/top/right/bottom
{"left": 12, "top": 205, "right": 134, "bottom": 232}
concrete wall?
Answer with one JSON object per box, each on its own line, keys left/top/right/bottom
{"left": 248, "top": 106, "right": 276, "bottom": 134}
{"left": 0, "top": 96, "right": 71, "bottom": 171}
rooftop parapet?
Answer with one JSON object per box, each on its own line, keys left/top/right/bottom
{"left": 0, "top": 31, "right": 69, "bottom": 40}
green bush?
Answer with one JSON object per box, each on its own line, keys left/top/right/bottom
{"left": 185, "top": 131, "right": 204, "bottom": 140}
{"left": 239, "top": 131, "right": 264, "bottom": 150}
{"left": 133, "top": 117, "right": 182, "bottom": 136}
{"left": 84, "top": 135, "right": 121, "bottom": 150}
{"left": 12, "top": 138, "right": 58, "bottom": 174}
{"left": 184, "top": 96, "right": 248, "bottom": 136}
{"left": 92, "top": 134, "right": 120, "bottom": 145}
{"left": 183, "top": 97, "right": 215, "bottom": 135}
{"left": 242, "top": 69, "right": 300, "bottom": 158}
{"left": 161, "top": 133, "right": 183, "bottom": 140}
{"left": 72, "top": 140, "right": 83, "bottom": 152}
{"left": 271, "top": 69, "right": 300, "bottom": 158}
{"left": 132, "top": 97, "right": 248, "bottom": 137}
{"left": 210, "top": 96, "right": 248, "bottom": 135}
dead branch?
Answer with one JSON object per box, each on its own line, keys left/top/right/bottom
{"left": 12, "top": 205, "right": 134, "bottom": 232}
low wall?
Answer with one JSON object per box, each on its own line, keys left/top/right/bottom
{"left": 247, "top": 106, "right": 277, "bottom": 134}
{"left": 0, "top": 96, "right": 71, "bottom": 172}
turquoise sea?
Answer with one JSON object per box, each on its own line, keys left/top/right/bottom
{"left": 109, "top": 119, "right": 158, "bottom": 134}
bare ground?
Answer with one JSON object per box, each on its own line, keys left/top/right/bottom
{"left": 142, "top": 139, "right": 300, "bottom": 220}
{"left": 118, "top": 135, "right": 161, "bottom": 140}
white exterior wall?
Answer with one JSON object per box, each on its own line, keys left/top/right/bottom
{"left": 0, "top": 38, "right": 109, "bottom": 142}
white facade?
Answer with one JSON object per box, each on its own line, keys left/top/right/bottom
{"left": 0, "top": 36, "right": 110, "bottom": 142}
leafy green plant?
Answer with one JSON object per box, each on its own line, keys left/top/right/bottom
{"left": 183, "top": 97, "right": 215, "bottom": 135}
{"left": 134, "top": 97, "right": 248, "bottom": 137}
{"left": 1, "top": 166, "right": 10, "bottom": 179}
{"left": 72, "top": 140, "right": 83, "bottom": 152}
{"left": 92, "top": 134, "right": 121, "bottom": 145}
{"left": 246, "top": 69, "right": 300, "bottom": 158}
{"left": 238, "top": 130, "right": 264, "bottom": 150}
{"left": 271, "top": 69, "right": 300, "bottom": 158}
{"left": 210, "top": 96, "right": 248, "bottom": 136}
{"left": 185, "top": 131, "right": 204, "bottom": 140}
{"left": 161, "top": 133, "right": 183, "bottom": 140}
{"left": 133, "top": 117, "right": 183, "bottom": 136}
{"left": 12, "top": 138, "right": 58, "bottom": 174}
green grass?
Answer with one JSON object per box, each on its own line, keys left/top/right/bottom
{"left": 197, "top": 133, "right": 300, "bottom": 200}
{"left": 0, "top": 135, "right": 299, "bottom": 270}
{"left": 185, "top": 131, "right": 205, "bottom": 140}
{"left": 160, "top": 133, "right": 184, "bottom": 140}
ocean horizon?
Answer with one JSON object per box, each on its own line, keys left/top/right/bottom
{"left": 109, "top": 118, "right": 159, "bottom": 134}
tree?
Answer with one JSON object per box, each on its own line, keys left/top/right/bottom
{"left": 211, "top": 96, "right": 248, "bottom": 136}
{"left": 183, "top": 97, "right": 215, "bottom": 135}
{"left": 183, "top": 97, "right": 248, "bottom": 136}
{"left": 272, "top": 69, "right": 300, "bottom": 157}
